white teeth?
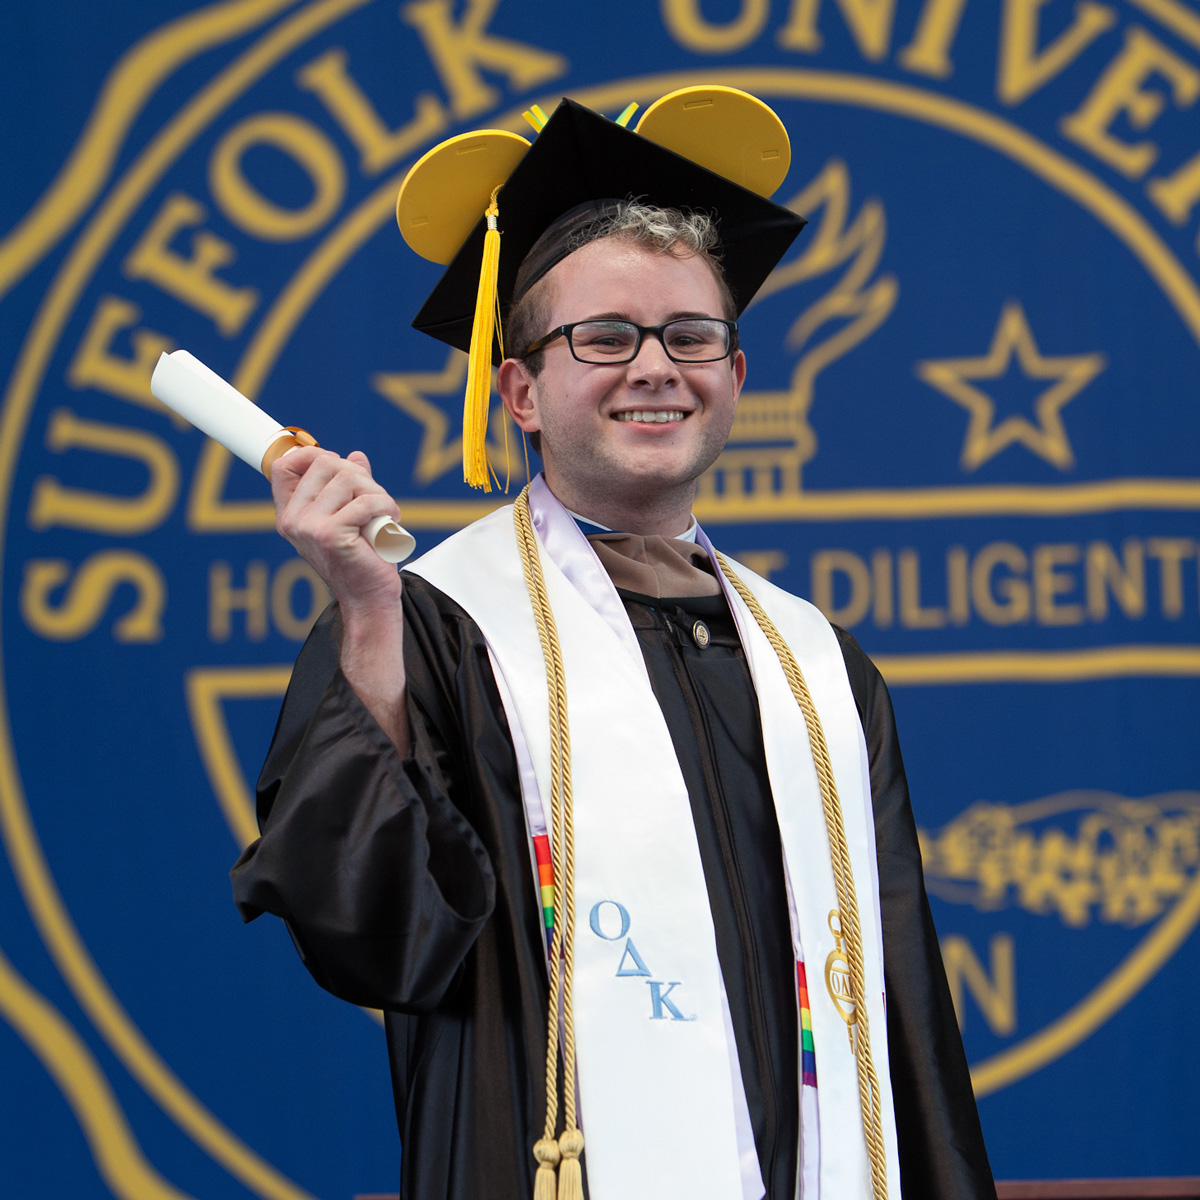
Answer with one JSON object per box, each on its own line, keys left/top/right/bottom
{"left": 615, "top": 410, "right": 685, "bottom": 423}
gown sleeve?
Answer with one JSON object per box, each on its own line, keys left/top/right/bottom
{"left": 230, "top": 588, "right": 497, "bottom": 1014}
{"left": 834, "top": 626, "right": 997, "bottom": 1200}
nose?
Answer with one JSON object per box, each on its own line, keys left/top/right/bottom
{"left": 626, "top": 330, "right": 679, "bottom": 385}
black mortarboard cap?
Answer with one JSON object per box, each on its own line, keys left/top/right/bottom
{"left": 407, "top": 98, "right": 807, "bottom": 356}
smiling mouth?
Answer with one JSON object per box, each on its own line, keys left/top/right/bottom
{"left": 613, "top": 410, "right": 686, "bottom": 424}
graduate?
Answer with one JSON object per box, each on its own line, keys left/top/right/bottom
{"left": 232, "top": 89, "right": 995, "bottom": 1200}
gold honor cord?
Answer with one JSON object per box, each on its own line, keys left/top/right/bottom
{"left": 514, "top": 490, "right": 584, "bottom": 1200}
{"left": 715, "top": 554, "right": 888, "bottom": 1200}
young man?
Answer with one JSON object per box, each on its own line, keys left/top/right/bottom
{"left": 233, "top": 98, "right": 994, "bottom": 1200}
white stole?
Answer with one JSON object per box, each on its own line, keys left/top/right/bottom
{"left": 408, "top": 477, "right": 900, "bottom": 1199}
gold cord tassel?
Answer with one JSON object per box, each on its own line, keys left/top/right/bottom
{"left": 532, "top": 1137, "right": 560, "bottom": 1200}
{"left": 516, "top": 490, "right": 585, "bottom": 1200}
{"left": 556, "top": 1128, "right": 584, "bottom": 1200}
{"left": 463, "top": 186, "right": 503, "bottom": 491}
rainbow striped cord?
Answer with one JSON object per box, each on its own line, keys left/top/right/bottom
{"left": 797, "top": 960, "right": 818, "bottom": 1088}
{"left": 533, "top": 833, "right": 554, "bottom": 953}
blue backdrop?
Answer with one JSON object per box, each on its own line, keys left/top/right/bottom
{"left": 2, "top": 2, "right": 1199, "bottom": 1196}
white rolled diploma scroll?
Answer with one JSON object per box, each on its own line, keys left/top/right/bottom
{"left": 150, "top": 350, "right": 415, "bottom": 564}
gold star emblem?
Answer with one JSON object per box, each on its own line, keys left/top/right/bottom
{"left": 915, "top": 301, "right": 1106, "bottom": 471}
{"left": 372, "top": 350, "right": 521, "bottom": 485}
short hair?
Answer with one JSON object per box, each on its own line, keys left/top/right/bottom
{"left": 507, "top": 200, "right": 737, "bottom": 380}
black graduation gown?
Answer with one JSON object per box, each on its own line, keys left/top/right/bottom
{"left": 232, "top": 573, "right": 995, "bottom": 1200}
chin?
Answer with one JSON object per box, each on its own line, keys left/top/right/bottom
{"left": 621, "top": 442, "right": 720, "bottom": 486}
{"left": 606, "top": 461, "right": 708, "bottom": 502}
{"left": 543, "top": 434, "right": 722, "bottom": 504}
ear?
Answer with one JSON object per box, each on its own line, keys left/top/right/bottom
{"left": 499, "top": 358, "right": 542, "bottom": 433}
{"left": 731, "top": 348, "right": 747, "bottom": 402}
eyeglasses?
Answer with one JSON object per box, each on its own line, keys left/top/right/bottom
{"left": 521, "top": 318, "right": 739, "bottom": 365}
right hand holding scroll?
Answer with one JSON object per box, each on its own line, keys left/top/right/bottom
{"left": 271, "top": 447, "right": 411, "bottom": 753}
{"left": 271, "top": 446, "right": 404, "bottom": 612}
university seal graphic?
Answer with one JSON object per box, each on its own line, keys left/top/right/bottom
{"left": 1, "top": 2, "right": 1198, "bottom": 1194}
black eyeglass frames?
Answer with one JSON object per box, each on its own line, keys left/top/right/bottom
{"left": 521, "top": 318, "right": 739, "bottom": 365}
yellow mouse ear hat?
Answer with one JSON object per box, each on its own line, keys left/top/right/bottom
{"left": 395, "top": 86, "right": 804, "bottom": 490}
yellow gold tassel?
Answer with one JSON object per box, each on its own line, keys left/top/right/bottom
{"left": 556, "top": 1129, "right": 584, "bottom": 1200}
{"left": 463, "top": 186, "right": 503, "bottom": 491}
